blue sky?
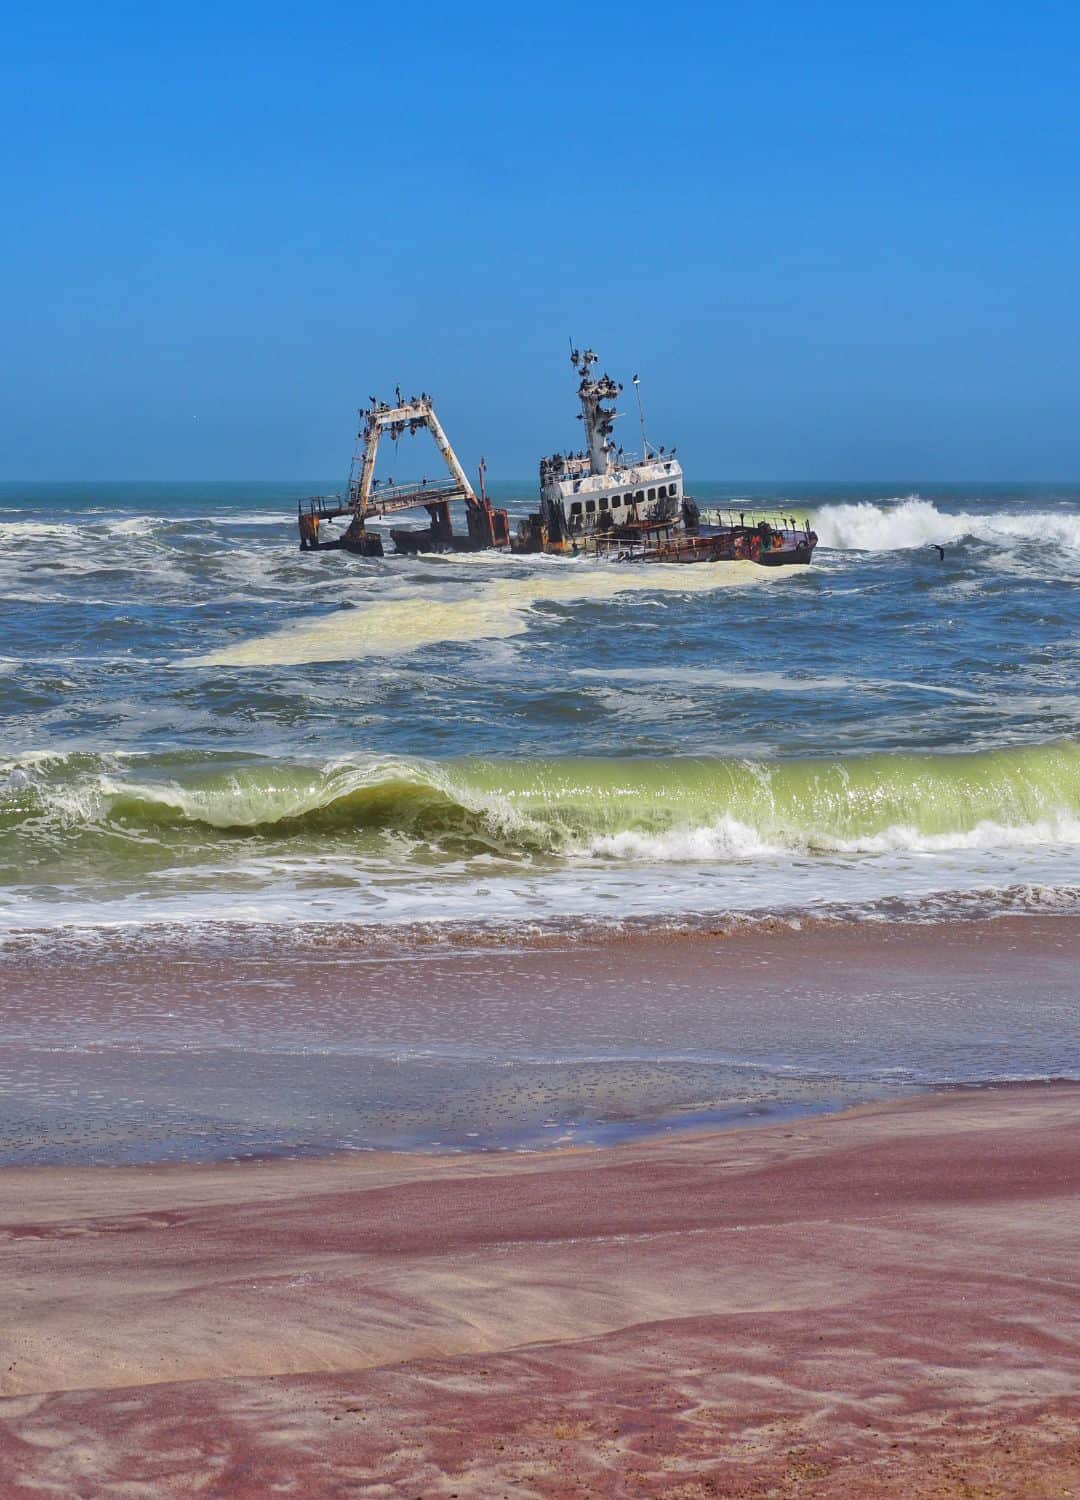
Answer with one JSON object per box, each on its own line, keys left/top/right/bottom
{"left": 3, "top": 0, "right": 1080, "bottom": 479}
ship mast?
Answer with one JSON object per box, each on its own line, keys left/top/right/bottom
{"left": 570, "top": 347, "right": 622, "bottom": 476}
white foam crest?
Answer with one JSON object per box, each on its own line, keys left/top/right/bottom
{"left": 814, "top": 496, "right": 1080, "bottom": 553}
{"left": 581, "top": 811, "right": 1080, "bottom": 863}
{"left": 104, "top": 517, "right": 158, "bottom": 537}
{"left": 202, "top": 512, "right": 292, "bottom": 526}
{"left": 0, "top": 522, "right": 79, "bottom": 540}
{"left": 0, "top": 748, "right": 125, "bottom": 774}
{"left": 15, "top": 778, "right": 104, "bottom": 826}
{"left": 584, "top": 815, "right": 780, "bottom": 862}
{"left": 817, "top": 813, "right": 1080, "bottom": 855}
{"left": 426, "top": 548, "right": 583, "bottom": 568}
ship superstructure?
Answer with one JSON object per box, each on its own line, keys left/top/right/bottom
{"left": 523, "top": 348, "right": 687, "bottom": 552}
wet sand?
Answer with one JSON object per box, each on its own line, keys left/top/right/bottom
{"left": 3, "top": 1083, "right": 1080, "bottom": 1496}
{"left": 3, "top": 914, "right": 1080, "bottom": 1162}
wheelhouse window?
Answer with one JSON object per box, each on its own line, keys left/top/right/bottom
{"left": 570, "top": 501, "right": 582, "bottom": 516}
{"left": 647, "top": 488, "right": 656, "bottom": 501}
{"left": 635, "top": 491, "right": 644, "bottom": 504}
{"left": 585, "top": 499, "right": 596, "bottom": 514}
{"left": 599, "top": 495, "right": 609, "bottom": 511}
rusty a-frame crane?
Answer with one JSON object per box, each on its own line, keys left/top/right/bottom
{"left": 298, "top": 394, "right": 509, "bottom": 556}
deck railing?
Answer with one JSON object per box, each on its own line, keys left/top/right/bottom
{"left": 299, "top": 478, "right": 466, "bottom": 523}
{"left": 365, "top": 478, "right": 462, "bottom": 508}
{"left": 698, "top": 507, "right": 813, "bottom": 533}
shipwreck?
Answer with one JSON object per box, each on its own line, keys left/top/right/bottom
{"left": 297, "top": 351, "right": 817, "bottom": 566}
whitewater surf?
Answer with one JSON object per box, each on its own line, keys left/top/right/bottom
{"left": 4, "top": 739, "right": 1080, "bottom": 934}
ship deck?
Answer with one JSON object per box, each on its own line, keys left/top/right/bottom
{"left": 299, "top": 479, "right": 469, "bottom": 524}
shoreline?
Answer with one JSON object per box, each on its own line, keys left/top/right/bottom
{"left": 0, "top": 1077, "right": 1069, "bottom": 1182}
{"left": 4, "top": 893, "right": 1080, "bottom": 953}
{"left": 2, "top": 912, "right": 1079, "bottom": 1166}
{"left": 3, "top": 1082, "right": 1080, "bottom": 1495}
{"left": 0, "top": 1073, "right": 1071, "bottom": 1188}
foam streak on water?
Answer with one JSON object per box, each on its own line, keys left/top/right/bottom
{"left": 188, "top": 560, "right": 787, "bottom": 666}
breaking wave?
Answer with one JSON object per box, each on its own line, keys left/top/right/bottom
{"left": 5, "top": 740, "right": 1080, "bottom": 870}
{"left": 813, "top": 496, "right": 1080, "bottom": 553}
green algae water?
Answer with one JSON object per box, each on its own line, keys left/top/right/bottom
{"left": 6, "top": 739, "right": 1080, "bottom": 865}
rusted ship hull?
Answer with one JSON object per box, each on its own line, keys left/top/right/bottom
{"left": 602, "top": 540, "right": 817, "bottom": 566}
{"left": 755, "top": 539, "right": 816, "bottom": 566}
{"left": 547, "top": 516, "right": 818, "bottom": 566}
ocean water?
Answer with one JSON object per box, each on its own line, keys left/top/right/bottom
{"left": 3, "top": 478, "right": 1080, "bottom": 1161}
{"left": 2, "top": 480, "right": 1080, "bottom": 937}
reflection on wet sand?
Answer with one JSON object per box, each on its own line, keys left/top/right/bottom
{"left": 2, "top": 914, "right": 1077, "bottom": 1164}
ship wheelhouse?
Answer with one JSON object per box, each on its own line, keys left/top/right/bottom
{"left": 557, "top": 458, "right": 684, "bottom": 536}
{"left": 535, "top": 347, "right": 687, "bottom": 547}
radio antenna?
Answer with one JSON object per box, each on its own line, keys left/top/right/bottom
{"left": 632, "top": 373, "right": 650, "bottom": 458}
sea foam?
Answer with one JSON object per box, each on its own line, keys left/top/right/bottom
{"left": 814, "top": 495, "right": 1080, "bottom": 553}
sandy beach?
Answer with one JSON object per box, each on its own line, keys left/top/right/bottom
{"left": 3, "top": 1082, "right": 1079, "bottom": 1496}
